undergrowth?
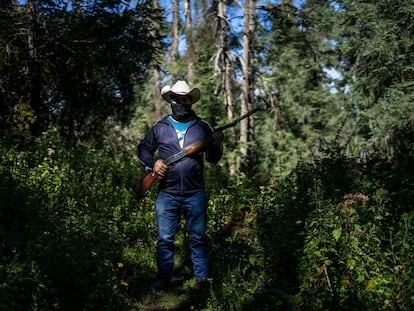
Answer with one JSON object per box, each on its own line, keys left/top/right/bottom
{"left": 1, "top": 135, "right": 413, "bottom": 310}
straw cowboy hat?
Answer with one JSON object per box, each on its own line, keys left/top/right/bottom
{"left": 161, "top": 80, "right": 201, "bottom": 104}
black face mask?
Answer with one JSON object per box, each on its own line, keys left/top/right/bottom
{"left": 171, "top": 103, "right": 194, "bottom": 122}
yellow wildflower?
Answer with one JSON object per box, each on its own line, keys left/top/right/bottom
{"left": 365, "top": 279, "right": 376, "bottom": 292}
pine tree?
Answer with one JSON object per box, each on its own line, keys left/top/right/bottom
{"left": 256, "top": 0, "right": 343, "bottom": 177}
{"left": 333, "top": 0, "right": 414, "bottom": 159}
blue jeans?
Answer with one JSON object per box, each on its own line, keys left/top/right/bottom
{"left": 155, "top": 191, "right": 209, "bottom": 282}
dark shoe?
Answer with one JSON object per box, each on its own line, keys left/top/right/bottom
{"left": 150, "top": 278, "right": 170, "bottom": 291}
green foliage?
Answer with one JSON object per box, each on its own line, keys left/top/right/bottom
{"left": 366, "top": 84, "right": 414, "bottom": 158}
{"left": 295, "top": 157, "right": 414, "bottom": 310}
{"left": 1, "top": 0, "right": 413, "bottom": 309}
{"left": 0, "top": 0, "right": 162, "bottom": 145}
{"left": 207, "top": 175, "right": 286, "bottom": 310}
{"left": 336, "top": 0, "right": 414, "bottom": 102}
{"left": 331, "top": 0, "right": 414, "bottom": 160}
{"left": 258, "top": 0, "right": 345, "bottom": 178}
{"left": 0, "top": 134, "right": 151, "bottom": 310}
{"left": 1, "top": 133, "right": 413, "bottom": 310}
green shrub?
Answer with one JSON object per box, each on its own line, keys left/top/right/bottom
{"left": 0, "top": 137, "right": 147, "bottom": 310}
{"left": 296, "top": 160, "right": 414, "bottom": 310}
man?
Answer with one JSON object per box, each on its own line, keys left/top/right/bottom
{"left": 137, "top": 80, "right": 224, "bottom": 290}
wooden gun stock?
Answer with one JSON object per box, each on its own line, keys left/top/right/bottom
{"left": 133, "top": 171, "right": 158, "bottom": 199}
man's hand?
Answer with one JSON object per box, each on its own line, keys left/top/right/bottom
{"left": 212, "top": 131, "right": 224, "bottom": 147}
{"left": 153, "top": 159, "right": 168, "bottom": 179}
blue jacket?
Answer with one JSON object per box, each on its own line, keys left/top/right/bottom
{"left": 137, "top": 115, "right": 223, "bottom": 195}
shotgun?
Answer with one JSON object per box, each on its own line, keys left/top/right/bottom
{"left": 133, "top": 106, "right": 261, "bottom": 199}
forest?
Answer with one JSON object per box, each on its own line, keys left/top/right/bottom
{"left": 0, "top": 0, "right": 413, "bottom": 310}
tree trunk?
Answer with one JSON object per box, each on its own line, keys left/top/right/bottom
{"left": 184, "top": 0, "right": 195, "bottom": 82}
{"left": 151, "top": 0, "right": 162, "bottom": 121}
{"left": 218, "top": 0, "right": 234, "bottom": 123}
{"left": 171, "top": 0, "right": 179, "bottom": 72}
{"left": 151, "top": 69, "right": 162, "bottom": 121}
{"left": 216, "top": 0, "right": 237, "bottom": 176}
{"left": 28, "top": 0, "right": 43, "bottom": 134}
{"left": 240, "top": 0, "right": 255, "bottom": 170}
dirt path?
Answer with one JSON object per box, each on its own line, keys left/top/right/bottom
{"left": 126, "top": 273, "right": 212, "bottom": 310}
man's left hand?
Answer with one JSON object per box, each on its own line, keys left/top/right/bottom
{"left": 212, "top": 131, "right": 224, "bottom": 147}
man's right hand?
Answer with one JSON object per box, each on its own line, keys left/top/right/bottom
{"left": 153, "top": 159, "right": 168, "bottom": 179}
